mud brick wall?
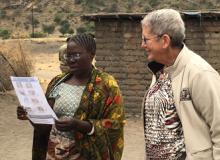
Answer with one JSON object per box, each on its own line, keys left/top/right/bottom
{"left": 93, "top": 17, "right": 220, "bottom": 116}
{"left": 185, "top": 18, "right": 220, "bottom": 72}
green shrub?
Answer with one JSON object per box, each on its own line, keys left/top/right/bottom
{"left": 30, "top": 31, "right": 46, "bottom": 38}
{"left": 68, "top": 28, "right": 74, "bottom": 34}
{"left": 126, "top": 0, "right": 134, "bottom": 12}
{"left": 0, "top": 28, "right": 11, "bottom": 39}
{"left": 107, "top": 3, "right": 118, "bottom": 12}
{"left": 85, "top": 21, "right": 95, "bottom": 33}
{"left": 84, "top": 0, "right": 105, "bottom": 6}
{"left": 77, "top": 22, "right": 95, "bottom": 34}
{"left": 82, "top": 0, "right": 105, "bottom": 11}
{"left": 77, "top": 27, "right": 87, "bottom": 34}
{"left": 33, "top": 18, "right": 39, "bottom": 26}
{"left": 54, "top": 13, "right": 63, "bottom": 24}
{"left": 143, "top": 3, "right": 152, "bottom": 12}
{"left": 59, "top": 20, "right": 70, "bottom": 35}
{"left": 24, "top": 22, "right": 29, "bottom": 30}
{"left": 42, "top": 24, "right": 55, "bottom": 34}
{"left": 149, "top": 0, "right": 159, "bottom": 7}
{"left": 26, "top": 15, "right": 40, "bottom": 27}
{"left": 67, "top": 13, "right": 75, "bottom": 19}
{"left": 74, "top": 0, "right": 83, "bottom": 4}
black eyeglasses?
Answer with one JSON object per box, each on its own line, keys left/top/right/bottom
{"left": 63, "top": 53, "right": 81, "bottom": 62}
{"left": 142, "top": 35, "right": 162, "bottom": 45}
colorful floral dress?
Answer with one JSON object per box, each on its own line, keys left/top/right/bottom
{"left": 32, "top": 67, "right": 125, "bottom": 160}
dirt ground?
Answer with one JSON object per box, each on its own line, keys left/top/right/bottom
{"left": 0, "top": 40, "right": 145, "bottom": 160}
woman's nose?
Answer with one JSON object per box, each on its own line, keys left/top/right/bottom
{"left": 141, "top": 41, "right": 147, "bottom": 49}
{"left": 67, "top": 59, "right": 77, "bottom": 64}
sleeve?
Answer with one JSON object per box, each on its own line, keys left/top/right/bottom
{"left": 191, "top": 71, "right": 220, "bottom": 159}
{"left": 88, "top": 75, "right": 125, "bottom": 160}
{"left": 45, "top": 74, "right": 65, "bottom": 98}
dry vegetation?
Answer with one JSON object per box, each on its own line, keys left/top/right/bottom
{"left": 0, "top": 41, "right": 32, "bottom": 90}
{"left": 0, "top": 0, "right": 219, "bottom": 39}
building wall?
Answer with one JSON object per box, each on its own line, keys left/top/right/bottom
{"left": 94, "top": 18, "right": 220, "bottom": 116}
{"left": 185, "top": 18, "right": 220, "bottom": 72}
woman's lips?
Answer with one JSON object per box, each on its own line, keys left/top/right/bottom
{"left": 67, "top": 63, "right": 79, "bottom": 68}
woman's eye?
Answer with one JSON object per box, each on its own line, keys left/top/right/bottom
{"left": 76, "top": 53, "right": 80, "bottom": 57}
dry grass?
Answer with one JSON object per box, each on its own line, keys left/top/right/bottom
{"left": 0, "top": 40, "right": 32, "bottom": 90}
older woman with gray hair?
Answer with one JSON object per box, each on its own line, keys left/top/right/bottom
{"left": 141, "top": 9, "right": 220, "bottom": 160}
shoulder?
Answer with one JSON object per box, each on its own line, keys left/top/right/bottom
{"left": 181, "top": 50, "right": 220, "bottom": 89}
{"left": 94, "top": 68, "right": 119, "bottom": 89}
{"left": 46, "top": 73, "right": 67, "bottom": 96}
{"left": 50, "top": 73, "right": 67, "bottom": 84}
{"left": 59, "top": 44, "right": 67, "bottom": 52}
{"left": 185, "top": 50, "right": 219, "bottom": 78}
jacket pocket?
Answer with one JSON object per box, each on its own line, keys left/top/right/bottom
{"left": 186, "top": 148, "right": 213, "bottom": 160}
{"left": 179, "top": 101, "right": 213, "bottom": 159}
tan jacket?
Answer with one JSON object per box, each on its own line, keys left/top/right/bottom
{"left": 146, "top": 45, "right": 220, "bottom": 160}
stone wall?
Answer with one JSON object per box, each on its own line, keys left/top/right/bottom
{"left": 93, "top": 17, "right": 220, "bottom": 116}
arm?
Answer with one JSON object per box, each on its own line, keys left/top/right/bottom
{"left": 87, "top": 77, "right": 125, "bottom": 160}
{"left": 55, "top": 74, "right": 125, "bottom": 159}
{"left": 32, "top": 97, "right": 54, "bottom": 160}
{"left": 55, "top": 118, "right": 93, "bottom": 134}
{"left": 17, "top": 105, "right": 52, "bottom": 131}
{"left": 191, "top": 71, "right": 220, "bottom": 159}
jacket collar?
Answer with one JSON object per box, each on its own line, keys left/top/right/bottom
{"left": 147, "top": 44, "right": 191, "bottom": 78}
{"left": 164, "top": 44, "right": 191, "bottom": 78}
{"left": 147, "top": 61, "right": 164, "bottom": 75}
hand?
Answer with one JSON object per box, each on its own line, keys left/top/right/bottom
{"left": 17, "top": 106, "right": 28, "bottom": 120}
{"left": 55, "top": 117, "right": 76, "bottom": 132}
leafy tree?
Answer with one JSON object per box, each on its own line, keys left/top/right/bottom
{"left": 42, "top": 24, "right": 55, "bottom": 34}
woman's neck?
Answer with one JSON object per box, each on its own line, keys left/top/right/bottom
{"left": 67, "top": 66, "right": 93, "bottom": 86}
{"left": 163, "top": 47, "right": 182, "bottom": 67}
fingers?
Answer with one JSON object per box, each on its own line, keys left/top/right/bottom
{"left": 55, "top": 120, "right": 69, "bottom": 131}
{"left": 17, "top": 106, "right": 28, "bottom": 120}
{"left": 55, "top": 118, "right": 74, "bottom": 131}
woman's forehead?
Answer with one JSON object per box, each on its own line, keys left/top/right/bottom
{"left": 142, "top": 25, "right": 153, "bottom": 35}
{"left": 67, "top": 41, "right": 84, "bottom": 51}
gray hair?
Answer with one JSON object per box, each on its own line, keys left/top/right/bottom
{"left": 141, "top": 9, "right": 185, "bottom": 47}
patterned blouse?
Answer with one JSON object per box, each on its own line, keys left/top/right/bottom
{"left": 47, "top": 83, "right": 85, "bottom": 160}
{"left": 144, "top": 71, "right": 186, "bottom": 160}
{"left": 32, "top": 67, "right": 125, "bottom": 160}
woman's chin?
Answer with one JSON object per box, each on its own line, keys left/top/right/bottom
{"left": 69, "top": 68, "right": 79, "bottom": 73}
{"left": 147, "top": 56, "right": 154, "bottom": 62}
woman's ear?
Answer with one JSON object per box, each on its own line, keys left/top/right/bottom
{"left": 91, "top": 55, "right": 96, "bottom": 66}
{"left": 161, "top": 34, "right": 171, "bottom": 49}
{"left": 89, "top": 53, "right": 95, "bottom": 61}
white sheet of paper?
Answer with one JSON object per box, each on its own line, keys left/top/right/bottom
{"left": 11, "top": 76, "right": 58, "bottom": 124}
